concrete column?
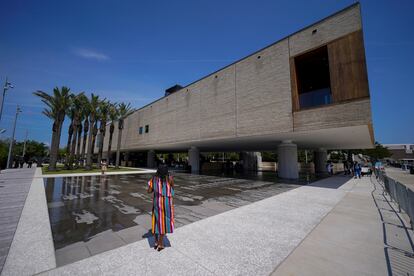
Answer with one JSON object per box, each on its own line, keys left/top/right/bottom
{"left": 277, "top": 140, "right": 298, "bottom": 179}
{"left": 242, "top": 152, "right": 262, "bottom": 171}
{"left": 188, "top": 146, "right": 200, "bottom": 173}
{"left": 147, "top": 150, "right": 156, "bottom": 168}
{"left": 314, "top": 148, "right": 327, "bottom": 173}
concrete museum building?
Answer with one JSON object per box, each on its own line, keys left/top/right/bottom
{"left": 100, "top": 3, "right": 374, "bottom": 179}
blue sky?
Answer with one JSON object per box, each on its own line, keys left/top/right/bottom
{"left": 0, "top": 0, "right": 413, "bottom": 147}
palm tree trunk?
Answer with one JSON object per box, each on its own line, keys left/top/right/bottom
{"left": 49, "top": 120, "right": 64, "bottom": 171}
{"left": 81, "top": 119, "right": 89, "bottom": 164}
{"left": 69, "top": 123, "right": 78, "bottom": 168}
{"left": 91, "top": 122, "right": 98, "bottom": 162}
{"left": 97, "top": 133, "right": 105, "bottom": 164}
{"left": 65, "top": 133, "right": 72, "bottom": 167}
{"left": 76, "top": 125, "right": 82, "bottom": 159}
{"left": 115, "top": 128, "right": 123, "bottom": 169}
{"left": 107, "top": 132, "right": 113, "bottom": 164}
{"left": 49, "top": 121, "right": 63, "bottom": 171}
{"left": 91, "top": 135, "right": 96, "bottom": 155}
{"left": 66, "top": 124, "right": 73, "bottom": 167}
{"left": 49, "top": 126, "right": 58, "bottom": 171}
{"left": 107, "top": 123, "right": 114, "bottom": 164}
{"left": 81, "top": 133, "right": 87, "bottom": 160}
{"left": 86, "top": 119, "right": 95, "bottom": 170}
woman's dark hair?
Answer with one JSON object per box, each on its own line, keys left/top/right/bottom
{"left": 156, "top": 164, "right": 169, "bottom": 178}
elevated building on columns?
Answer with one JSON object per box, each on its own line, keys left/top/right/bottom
{"left": 98, "top": 3, "right": 374, "bottom": 179}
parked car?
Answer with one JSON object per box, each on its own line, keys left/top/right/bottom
{"left": 361, "top": 165, "right": 372, "bottom": 176}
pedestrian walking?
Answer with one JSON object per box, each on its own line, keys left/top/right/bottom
{"left": 147, "top": 164, "right": 175, "bottom": 251}
{"left": 343, "top": 160, "right": 348, "bottom": 175}
{"left": 326, "top": 161, "right": 334, "bottom": 175}
{"left": 354, "top": 161, "right": 362, "bottom": 179}
{"left": 100, "top": 159, "right": 108, "bottom": 175}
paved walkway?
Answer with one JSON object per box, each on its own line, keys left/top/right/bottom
{"left": 272, "top": 176, "right": 414, "bottom": 275}
{"left": 0, "top": 169, "right": 35, "bottom": 274}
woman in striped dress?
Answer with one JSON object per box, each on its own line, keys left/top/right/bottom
{"left": 147, "top": 164, "right": 174, "bottom": 251}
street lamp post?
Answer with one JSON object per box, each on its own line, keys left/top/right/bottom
{"left": 22, "top": 129, "right": 28, "bottom": 159}
{"left": 0, "top": 77, "right": 14, "bottom": 123}
{"left": 6, "top": 106, "right": 22, "bottom": 169}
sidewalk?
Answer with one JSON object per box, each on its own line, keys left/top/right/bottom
{"left": 272, "top": 176, "right": 414, "bottom": 275}
{"left": 0, "top": 169, "right": 36, "bottom": 274}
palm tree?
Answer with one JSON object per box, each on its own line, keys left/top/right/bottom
{"left": 106, "top": 103, "right": 118, "bottom": 164}
{"left": 34, "top": 87, "right": 72, "bottom": 171}
{"left": 115, "top": 103, "right": 134, "bottom": 169}
{"left": 85, "top": 93, "right": 100, "bottom": 170}
{"left": 97, "top": 100, "right": 110, "bottom": 165}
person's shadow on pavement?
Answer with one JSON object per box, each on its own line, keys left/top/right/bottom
{"left": 142, "top": 230, "right": 171, "bottom": 249}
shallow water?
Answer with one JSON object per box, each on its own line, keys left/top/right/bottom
{"left": 44, "top": 172, "right": 305, "bottom": 255}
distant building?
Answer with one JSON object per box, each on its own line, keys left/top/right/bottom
{"left": 384, "top": 144, "right": 414, "bottom": 164}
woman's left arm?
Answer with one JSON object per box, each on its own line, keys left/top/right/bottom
{"left": 147, "top": 177, "right": 154, "bottom": 193}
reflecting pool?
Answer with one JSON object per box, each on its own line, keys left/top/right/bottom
{"left": 44, "top": 173, "right": 303, "bottom": 265}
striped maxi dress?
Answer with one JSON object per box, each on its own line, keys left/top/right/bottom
{"left": 148, "top": 175, "right": 175, "bottom": 234}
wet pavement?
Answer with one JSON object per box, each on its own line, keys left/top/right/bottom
{"left": 44, "top": 172, "right": 305, "bottom": 266}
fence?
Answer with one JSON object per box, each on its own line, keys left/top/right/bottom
{"left": 377, "top": 170, "right": 414, "bottom": 229}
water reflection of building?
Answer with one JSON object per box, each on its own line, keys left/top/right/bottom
{"left": 90, "top": 3, "right": 373, "bottom": 179}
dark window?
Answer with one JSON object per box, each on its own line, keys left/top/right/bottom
{"left": 295, "top": 46, "right": 332, "bottom": 109}
{"left": 145, "top": 125, "right": 149, "bottom": 133}
{"left": 139, "top": 127, "right": 143, "bottom": 134}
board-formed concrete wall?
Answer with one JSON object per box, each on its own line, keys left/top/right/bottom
{"left": 94, "top": 3, "right": 371, "bottom": 153}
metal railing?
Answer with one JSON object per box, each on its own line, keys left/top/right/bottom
{"left": 376, "top": 169, "right": 414, "bottom": 229}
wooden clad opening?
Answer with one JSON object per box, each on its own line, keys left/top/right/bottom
{"left": 327, "top": 30, "right": 369, "bottom": 102}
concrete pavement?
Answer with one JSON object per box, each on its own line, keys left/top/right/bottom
{"left": 1, "top": 168, "right": 55, "bottom": 276}
{"left": 272, "top": 176, "right": 414, "bottom": 275}
{"left": 0, "top": 169, "right": 36, "bottom": 274}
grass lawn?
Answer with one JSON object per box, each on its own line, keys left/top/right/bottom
{"left": 41, "top": 164, "right": 142, "bottom": 175}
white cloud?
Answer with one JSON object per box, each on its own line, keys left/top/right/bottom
{"left": 74, "top": 48, "right": 110, "bottom": 61}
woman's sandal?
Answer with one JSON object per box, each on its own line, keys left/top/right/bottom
{"left": 157, "top": 246, "right": 164, "bottom": 251}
